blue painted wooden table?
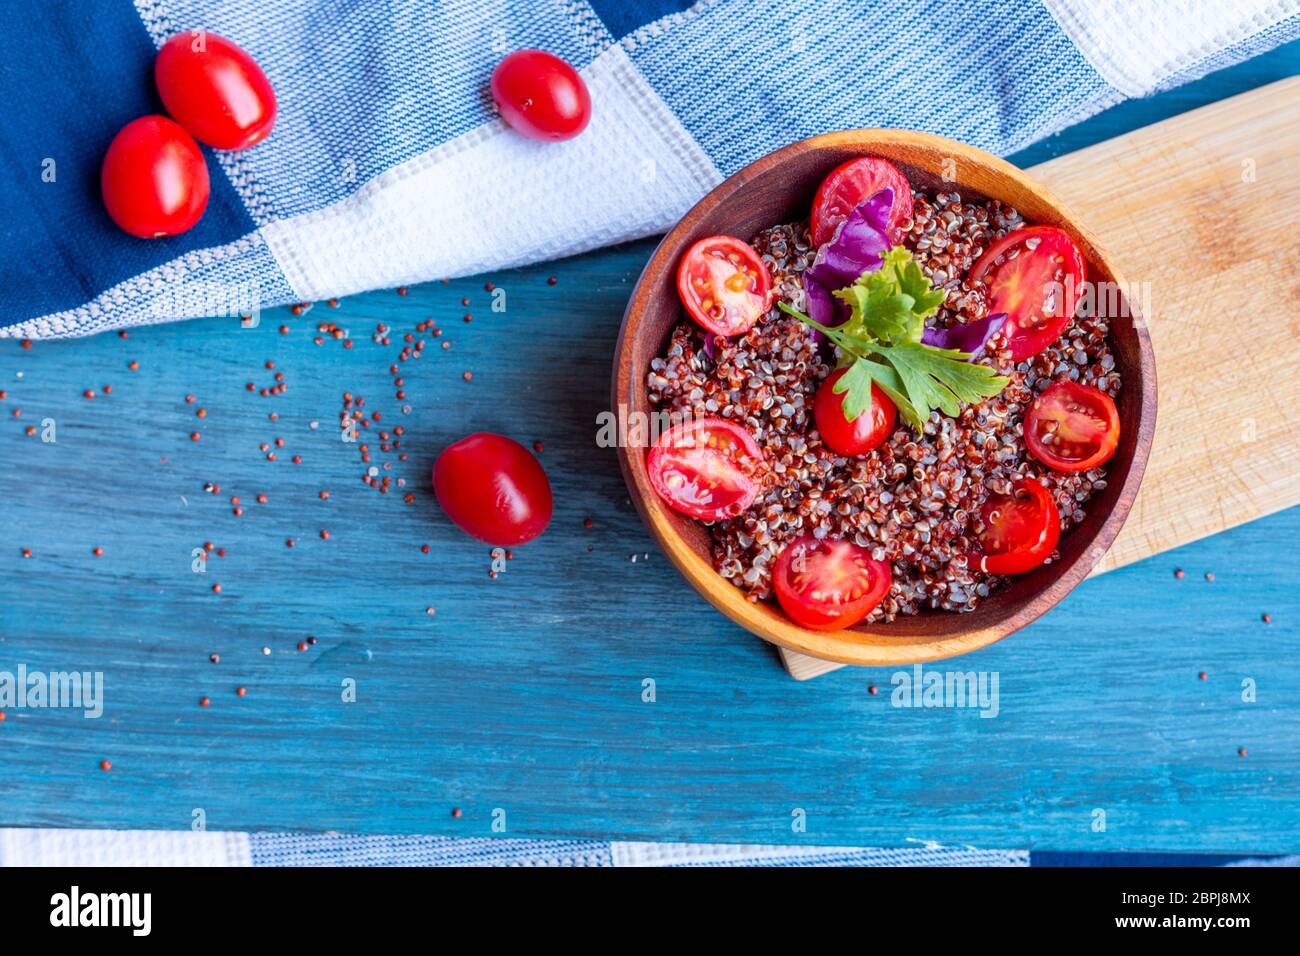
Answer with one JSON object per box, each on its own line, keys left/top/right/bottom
{"left": 1, "top": 44, "right": 1298, "bottom": 852}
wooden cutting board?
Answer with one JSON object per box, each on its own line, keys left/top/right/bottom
{"left": 781, "top": 77, "right": 1300, "bottom": 680}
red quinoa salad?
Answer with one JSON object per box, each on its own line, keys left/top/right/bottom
{"left": 645, "top": 157, "right": 1122, "bottom": 631}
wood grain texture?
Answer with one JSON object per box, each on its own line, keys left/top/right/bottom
{"left": 0, "top": 52, "right": 1297, "bottom": 852}
{"left": 615, "top": 129, "right": 1156, "bottom": 668}
{"left": 779, "top": 77, "right": 1300, "bottom": 680}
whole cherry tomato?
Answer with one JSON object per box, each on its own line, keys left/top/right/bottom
{"left": 101, "top": 116, "right": 210, "bottom": 238}
{"left": 491, "top": 49, "right": 591, "bottom": 141}
{"left": 814, "top": 368, "right": 897, "bottom": 456}
{"left": 155, "top": 32, "right": 276, "bottom": 150}
{"left": 434, "top": 433, "right": 552, "bottom": 545}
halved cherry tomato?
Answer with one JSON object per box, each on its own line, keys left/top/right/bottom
{"left": 491, "top": 49, "right": 591, "bottom": 141}
{"left": 155, "top": 32, "right": 277, "bottom": 150}
{"left": 1025, "top": 381, "right": 1120, "bottom": 472}
{"left": 101, "top": 116, "right": 210, "bottom": 238}
{"left": 971, "top": 479, "right": 1060, "bottom": 575}
{"left": 676, "top": 236, "right": 772, "bottom": 337}
{"left": 814, "top": 368, "right": 896, "bottom": 456}
{"left": 809, "top": 156, "right": 914, "bottom": 247}
{"left": 647, "top": 418, "right": 763, "bottom": 521}
{"left": 773, "top": 535, "right": 892, "bottom": 630}
{"left": 968, "top": 225, "right": 1085, "bottom": 361}
{"left": 434, "top": 433, "right": 552, "bottom": 545}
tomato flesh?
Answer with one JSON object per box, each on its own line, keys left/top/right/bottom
{"left": 491, "top": 49, "right": 591, "bottom": 141}
{"left": 810, "top": 157, "right": 914, "bottom": 247}
{"left": 647, "top": 418, "right": 763, "bottom": 521}
{"left": 969, "top": 226, "right": 1085, "bottom": 361}
{"left": 814, "top": 368, "right": 896, "bottom": 456}
{"left": 433, "top": 433, "right": 553, "bottom": 545}
{"left": 1025, "top": 381, "right": 1120, "bottom": 472}
{"left": 155, "top": 32, "right": 277, "bottom": 150}
{"left": 101, "top": 116, "right": 210, "bottom": 238}
{"left": 972, "top": 479, "right": 1060, "bottom": 575}
{"left": 676, "top": 236, "right": 772, "bottom": 337}
{"left": 774, "top": 535, "right": 892, "bottom": 630}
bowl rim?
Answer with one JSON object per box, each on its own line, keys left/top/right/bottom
{"left": 613, "top": 128, "right": 1157, "bottom": 666}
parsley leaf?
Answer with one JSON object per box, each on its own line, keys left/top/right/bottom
{"left": 779, "top": 246, "right": 1008, "bottom": 432}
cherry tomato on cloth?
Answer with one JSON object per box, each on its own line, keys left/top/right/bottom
{"left": 814, "top": 368, "right": 896, "bottom": 457}
{"left": 1025, "top": 381, "right": 1120, "bottom": 472}
{"left": 971, "top": 478, "right": 1060, "bottom": 575}
{"left": 969, "top": 225, "right": 1085, "bottom": 362}
{"left": 101, "top": 116, "right": 210, "bottom": 238}
{"left": 774, "top": 535, "right": 892, "bottom": 630}
{"left": 676, "top": 236, "right": 773, "bottom": 337}
{"left": 433, "top": 433, "right": 552, "bottom": 545}
{"left": 490, "top": 49, "right": 591, "bottom": 141}
{"left": 809, "top": 157, "right": 914, "bottom": 247}
{"left": 647, "top": 417, "right": 763, "bottom": 521}
{"left": 155, "top": 32, "right": 276, "bottom": 150}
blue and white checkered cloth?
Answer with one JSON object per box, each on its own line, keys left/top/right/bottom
{"left": 3, "top": 0, "right": 1298, "bottom": 339}
{"left": 4, "top": 0, "right": 1298, "bottom": 865}
{"left": 2, "top": 830, "right": 1296, "bottom": 866}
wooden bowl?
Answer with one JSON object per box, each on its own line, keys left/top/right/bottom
{"left": 613, "top": 130, "right": 1156, "bottom": 666}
